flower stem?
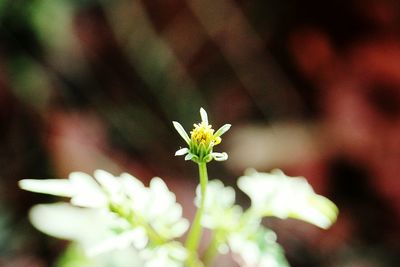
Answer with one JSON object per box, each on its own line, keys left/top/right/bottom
{"left": 185, "top": 162, "right": 208, "bottom": 266}
{"left": 202, "top": 232, "right": 219, "bottom": 267}
{"left": 114, "top": 205, "right": 165, "bottom": 245}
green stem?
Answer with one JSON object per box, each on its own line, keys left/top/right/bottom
{"left": 133, "top": 213, "right": 165, "bottom": 245}
{"left": 113, "top": 205, "right": 165, "bottom": 245}
{"left": 202, "top": 232, "right": 219, "bottom": 267}
{"left": 185, "top": 162, "right": 208, "bottom": 266}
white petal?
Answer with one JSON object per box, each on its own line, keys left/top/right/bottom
{"left": 200, "top": 107, "right": 208, "bottom": 124}
{"left": 214, "top": 124, "right": 231, "bottom": 138}
{"left": 148, "top": 178, "right": 174, "bottom": 215}
{"left": 19, "top": 179, "right": 74, "bottom": 197}
{"left": 211, "top": 152, "right": 228, "bottom": 161}
{"left": 120, "top": 173, "right": 145, "bottom": 199}
{"left": 120, "top": 173, "right": 144, "bottom": 188}
{"left": 172, "top": 121, "right": 190, "bottom": 145}
{"left": 237, "top": 169, "right": 338, "bottom": 229}
{"left": 175, "top": 147, "right": 189, "bottom": 156}
{"left": 164, "top": 204, "right": 183, "bottom": 223}
{"left": 87, "top": 228, "right": 148, "bottom": 256}
{"left": 29, "top": 203, "right": 109, "bottom": 243}
{"left": 70, "top": 172, "right": 107, "bottom": 208}
{"left": 184, "top": 153, "right": 194, "bottom": 161}
{"left": 149, "top": 177, "right": 169, "bottom": 194}
{"left": 69, "top": 172, "right": 98, "bottom": 190}
{"left": 94, "top": 170, "right": 120, "bottom": 194}
{"left": 169, "top": 219, "right": 189, "bottom": 238}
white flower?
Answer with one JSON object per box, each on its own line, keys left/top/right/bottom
{"left": 228, "top": 227, "right": 289, "bottom": 267}
{"left": 87, "top": 227, "right": 148, "bottom": 257}
{"left": 195, "top": 179, "right": 242, "bottom": 232}
{"left": 28, "top": 203, "right": 148, "bottom": 256}
{"left": 173, "top": 107, "right": 231, "bottom": 163}
{"left": 19, "top": 170, "right": 189, "bottom": 253}
{"left": 140, "top": 242, "right": 187, "bottom": 267}
{"left": 129, "top": 176, "right": 190, "bottom": 240}
{"left": 238, "top": 169, "right": 338, "bottom": 229}
{"left": 193, "top": 178, "right": 290, "bottom": 267}
{"left": 19, "top": 172, "right": 108, "bottom": 208}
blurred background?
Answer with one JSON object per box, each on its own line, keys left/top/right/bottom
{"left": 1, "top": 0, "right": 400, "bottom": 266}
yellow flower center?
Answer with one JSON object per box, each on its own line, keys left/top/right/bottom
{"left": 190, "top": 122, "right": 221, "bottom": 147}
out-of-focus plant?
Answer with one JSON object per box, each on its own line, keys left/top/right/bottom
{"left": 19, "top": 108, "right": 338, "bottom": 267}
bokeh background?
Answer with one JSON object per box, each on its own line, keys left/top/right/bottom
{"left": 1, "top": 0, "right": 400, "bottom": 266}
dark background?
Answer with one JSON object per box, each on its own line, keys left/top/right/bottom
{"left": 0, "top": 0, "right": 399, "bottom": 266}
